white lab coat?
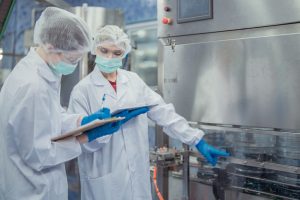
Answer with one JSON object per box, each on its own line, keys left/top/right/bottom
{"left": 68, "top": 67, "right": 204, "bottom": 200}
{"left": 0, "top": 48, "right": 82, "bottom": 200}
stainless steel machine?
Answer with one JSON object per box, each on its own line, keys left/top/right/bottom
{"left": 156, "top": 0, "right": 300, "bottom": 199}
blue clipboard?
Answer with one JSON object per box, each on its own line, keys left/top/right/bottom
{"left": 111, "top": 103, "right": 158, "bottom": 116}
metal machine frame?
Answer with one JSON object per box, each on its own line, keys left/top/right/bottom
{"left": 156, "top": 1, "right": 300, "bottom": 199}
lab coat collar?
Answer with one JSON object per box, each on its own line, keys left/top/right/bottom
{"left": 29, "top": 48, "right": 61, "bottom": 84}
{"left": 90, "top": 67, "right": 129, "bottom": 100}
{"left": 90, "top": 66, "right": 129, "bottom": 86}
{"left": 90, "top": 66, "right": 108, "bottom": 86}
{"left": 116, "top": 69, "right": 129, "bottom": 100}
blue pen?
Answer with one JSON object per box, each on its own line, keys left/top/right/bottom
{"left": 100, "top": 94, "right": 106, "bottom": 109}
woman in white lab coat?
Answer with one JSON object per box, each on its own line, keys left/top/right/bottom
{"left": 68, "top": 25, "right": 229, "bottom": 200}
{"left": 0, "top": 8, "right": 121, "bottom": 200}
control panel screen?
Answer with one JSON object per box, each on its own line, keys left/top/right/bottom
{"left": 178, "top": 0, "right": 212, "bottom": 23}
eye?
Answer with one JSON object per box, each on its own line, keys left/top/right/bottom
{"left": 113, "top": 51, "right": 123, "bottom": 56}
{"left": 99, "top": 47, "right": 108, "bottom": 54}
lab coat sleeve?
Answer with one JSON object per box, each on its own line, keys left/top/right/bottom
{"left": 8, "top": 84, "right": 82, "bottom": 172}
{"left": 60, "top": 106, "right": 82, "bottom": 134}
{"left": 68, "top": 87, "right": 111, "bottom": 153}
{"left": 136, "top": 75, "right": 204, "bottom": 146}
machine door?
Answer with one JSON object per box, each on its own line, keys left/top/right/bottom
{"left": 162, "top": 27, "right": 300, "bottom": 130}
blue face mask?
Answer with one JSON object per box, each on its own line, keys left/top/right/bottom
{"left": 50, "top": 61, "right": 77, "bottom": 75}
{"left": 95, "top": 56, "right": 122, "bottom": 73}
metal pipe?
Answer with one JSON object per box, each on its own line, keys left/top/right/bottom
{"left": 182, "top": 144, "right": 190, "bottom": 200}
{"left": 155, "top": 40, "right": 169, "bottom": 200}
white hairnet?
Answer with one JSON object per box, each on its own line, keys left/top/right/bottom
{"left": 91, "top": 25, "right": 131, "bottom": 56}
{"left": 34, "top": 7, "right": 91, "bottom": 53}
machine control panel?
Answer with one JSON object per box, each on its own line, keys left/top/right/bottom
{"left": 177, "top": 0, "right": 213, "bottom": 23}
{"left": 158, "top": 0, "right": 213, "bottom": 34}
{"left": 158, "top": 0, "right": 300, "bottom": 38}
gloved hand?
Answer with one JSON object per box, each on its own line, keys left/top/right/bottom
{"left": 81, "top": 107, "right": 110, "bottom": 126}
{"left": 84, "top": 121, "right": 121, "bottom": 142}
{"left": 77, "top": 107, "right": 121, "bottom": 143}
{"left": 196, "top": 139, "right": 229, "bottom": 166}
{"left": 113, "top": 106, "right": 150, "bottom": 124}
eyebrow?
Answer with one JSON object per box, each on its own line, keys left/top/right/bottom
{"left": 99, "top": 47, "right": 123, "bottom": 52}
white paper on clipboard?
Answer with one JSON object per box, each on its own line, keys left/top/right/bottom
{"left": 51, "top": 117, "right": 124, "bottom": 142}
{"left": 111, "top": 103, "right": 158, "bottom": 116}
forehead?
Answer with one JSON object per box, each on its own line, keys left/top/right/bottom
{"left": 99, "top": 43, "right": 123, "bottom": 51}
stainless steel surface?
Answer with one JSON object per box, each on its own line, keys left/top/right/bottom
{"left": 155, "top": 38, "right": 169, "bottom": 200}
{"left": 188, "top": 181, "right": 215, "bottom": 200}
{"left": 154, "top": 126, "right": 170, "bottom": 200}
{"left": 162, "top": 27, "right": 300, "bottom": 130}
{"left": 226, "top": 157, "right": 300, "bottom": 175}
{"left": 190, "top": 144, "right": 300, "bottom": 175}
{"left": 157, "top": 165, "right": 169, "bottom": 200}
{"left": 157, "top": 41, "right": 165, "bottom": 97}
{"left": 158, "top": 1, "right": 300, "bottom": 199}
{"left": 169, "top": 175, "right": 274, "bottom": 200}
{"left": 188, "top": 127, "right": 300, "bottom": 200}
{"left": 126, "top": 22, "right": 158, "bottom": 87}
{"left": 182, "top": 144, "right": 189, "bottom": 200}
{"left": 189, "top": 125, "right": 300, "bottom": 174}
{"left": 276, "top": 134, "right": 300, "bottom": 167}
{"left": 169, "top": 176, "right": 216, "bottom": 200}
{"left": 158, "top": 0, "right": 300, "bottom": 38}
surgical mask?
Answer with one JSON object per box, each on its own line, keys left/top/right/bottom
{"left": 50, "top": 61, "right": 77, "bottom": 75}
{"left": 95, "top": 56, "right": 122, "bottom": 73}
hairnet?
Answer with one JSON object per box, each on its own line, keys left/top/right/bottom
{"left": 33, "top": 7, "right": 91, "bottom": 53}
{"left": 91, "top": 25, "right": 131, "bottom": 56}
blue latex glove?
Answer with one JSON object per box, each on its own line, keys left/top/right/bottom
{"left": 196, "top": 139, "right": 229, "bottom": 166}
{"left": 81, "top": 107, "right": 110, "bottom": 126}
{"left": 85, "top": 121, "right": 121, "bottom": 142}
{"left": 113, "top": 106, "right": 150, "bottom": 124}
{"left": 81, "top": 107, "right": 120, "bottom": 142}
